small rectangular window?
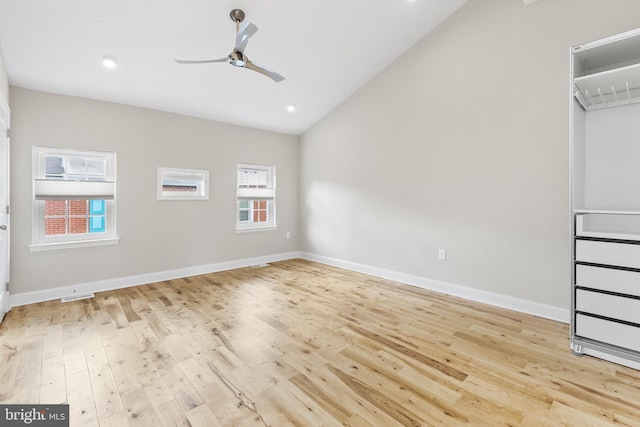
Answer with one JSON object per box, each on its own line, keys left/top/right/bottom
{"left": 236, "top": 163, "right": 276, "bottom": 231}
{"left": 158, "top": 167, "right": 209, "bottom": 200}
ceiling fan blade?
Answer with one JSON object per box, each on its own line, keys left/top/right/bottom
{"left": 235, "top": 22, "right": 258, "bottom": 53}
{"left": 174, "top": 58, "right": 229, "bottom": 64}
{"left": 245, "top": 60, "right": 285, "bottom": 82}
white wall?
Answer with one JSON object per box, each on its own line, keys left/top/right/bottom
{"left": 584, "top": 103, "right": 640, "bottom": 211}
{"left": 300, "top": 0, "right": 640, "bottom": 310}
{"left": 10, "top": 87, "right": 298, "bottom": 294}
{"left": 0, "top": 42, "right": 7, "bottom": 102}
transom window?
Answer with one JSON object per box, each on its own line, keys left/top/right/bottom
{"left": 236, "top": 163, "right": 276, "bottom": 232}
{"left": 157, "top": 167, "right": 209, "bottom": 200}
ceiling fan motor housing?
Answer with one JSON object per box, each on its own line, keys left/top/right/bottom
{"left": 230, "top": 9, "right": 245, "bottom": 23}
{"left": 229, "top": 50, "right": 246, "bottom": 67}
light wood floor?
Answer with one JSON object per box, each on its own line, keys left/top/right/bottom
{"left": 1, "top": 259, "right": 639, "bottom": 426}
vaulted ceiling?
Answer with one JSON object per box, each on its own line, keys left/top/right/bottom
{"left": 0, "top": 1, "right": 472, "bottom": 134}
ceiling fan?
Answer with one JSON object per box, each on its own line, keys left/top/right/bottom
{"left": 175, "top": 9, "right": 285, "bottom": 83}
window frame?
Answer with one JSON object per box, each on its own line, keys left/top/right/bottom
{"left": 157, "top": 167, "right": 210, "bottom": 201}
{"left": 236, "top": 163, "right": 277, "bottom": 232}
{"left": 30, "top": 146, "right": 119, "bottom": 252}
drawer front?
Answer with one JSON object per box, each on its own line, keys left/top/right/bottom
{"left": 576, "top": 264, "right": 640, "bottom": 297}
{"left": 576, "top": 314, "right": 640, "bottom": 353}
{"left": 576, "top": 240, "right": 640, "bottom": 269}
{"left": 576, "top": 289, "right": 640, "bottom": 324}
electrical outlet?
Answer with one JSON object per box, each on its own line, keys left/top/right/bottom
{"left": 438, "top": 249, "right": 446, "bottom": 260}
{"left": 286, "top": 231, "right": 291, "bottom": 239}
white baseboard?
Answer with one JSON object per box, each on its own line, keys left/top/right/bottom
{"left": 0, "top": 291, "right": 9, "bottom": 323}
{"left": 10, "top": 251, "right": 570, "bottom": 325}
{"left": 581, "top": 347, "right": 640, "bottom": 371}
{"left": 10, "top": 251, "right": 301, "bottom": 308}
{"left": 300, "top": 252, "right": 570, "bottom": 324}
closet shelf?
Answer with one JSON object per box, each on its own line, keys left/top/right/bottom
{"left": 574, "top": 62, "right": 640, "bottom": 110}
{"left": 575, "top": 211, "right": 640, "bottom": 242}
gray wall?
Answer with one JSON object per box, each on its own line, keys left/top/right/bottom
{"left": 10, "top": 87, "right": 298, "bottom": 294}
{"left": 299, "top": 0, "right": 640, "bottom": 309}
{"left": 0, "top": 42, "right": 7, "bottom": 102}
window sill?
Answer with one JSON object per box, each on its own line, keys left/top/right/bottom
{"left": 29, "top": 237, "right": 120, "bottom": 252}
{"left": 235, "top": 225, "right": 278, "bottom": 234}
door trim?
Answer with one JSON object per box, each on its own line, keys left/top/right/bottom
{"left": 0, "top": 94, "right": 10, "bottom": 324}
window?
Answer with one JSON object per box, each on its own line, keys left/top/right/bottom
{"left": 236, "top": 163, "right": 276, "bottom": 231}
{"left": 30, "top": 146, "right": 118, "bottom": 251}
{"left": 157, "top": 167, "right": 209, "bottom": 200}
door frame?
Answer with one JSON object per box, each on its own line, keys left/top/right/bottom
{"left": 0, "top": 94, "right": 9, "bottom": 324}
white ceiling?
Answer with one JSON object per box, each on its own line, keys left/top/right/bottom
{"left": 0, "top": 0, "right": 470, "bottom": 135}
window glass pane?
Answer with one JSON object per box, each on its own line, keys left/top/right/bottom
{"left": 45, "top": 200, "right": 66, "bottom": 216}
{"left": 238, "top": 168, "right": 269, "bottom": 188}
{"left": 90, "top": 200, "right": 105, "bottom": 215}
{"left": 66, "top": 156, "right": 87, "bottom": 176}
{"left": 69, "top": 217, "right": 88, "bottom": 234}
{"left": 162, "top": 180, "right": 199, "bottom": 193}
{"left": 239, "top": 211, "right": 249, "bottom": 222}
{"left": 43, "top": 199, "right": 108, "bottom": 236}
{"left": 85, "top": 158, "right": 107, "bottom": 177}
{"left": 45, "top": 217, "right": 66, "bottom": 235}
{"left": 239, "top": 200, "right": 249, "bottom": 209}
{"left": 44, "top": 155, "right": 65, "bottom": 177}
{"left": 90, "top": 216, "right": 105, "bottom": 233}
{"left": 69, "top": 200, "right": 87, "bottom": 215}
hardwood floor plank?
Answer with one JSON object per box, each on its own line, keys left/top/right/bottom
{"left": 120, "top": 388, "right": 162, "bottom": 426}
{"left": 85, "top": 347, "right": 125, "bottom": 420}
{"left": 16, "top": 334, "right": 43, "bottom": 380}
{"left": 290, "top": 373, "right": 352, "bottom": 423}
{"left": 153, "top": 399, "right": 190, "bottom": 427}
{"left": 153, "top": 355, "right": 205, "bottom": 412}
{"left": 328, "top": 364, "right": 425, "bottom": 426}
{"left": 98, "top": 411, "right": 130, "bottom": 427}
{"left": 9, "top": 371, "right": 40, "bottom": 404}
{"left": 102, "top": 343, "right": 143, "bottom": 395}
{"left": 185, "top": 403, "right": 224, "bottom": 427}
{"left": 40, "top": 354, "right": 66, "bottom": 404}
{"left": 336, "top": 346, "right": 468, "bottom": 425}
{"left": 66, "top": 370, "right": 100, "bottom": 427}
{"left": 1, "top": 259, "right": 640, "bottom": 426}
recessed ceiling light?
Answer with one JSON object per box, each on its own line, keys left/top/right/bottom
{"left": 287, "top": 104, "right": 297, "bottom": 113}
{"left": 102, "top": 56, "right": 117, "bottom": 69}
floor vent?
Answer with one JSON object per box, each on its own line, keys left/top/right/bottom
{"left": 251, "top": 263, "right": 270, "bottom": 269}
{"left": 61, "top": 292, "right": 95, "bottom": 303}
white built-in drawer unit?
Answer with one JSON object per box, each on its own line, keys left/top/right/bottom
{"left": 571, "top": 29, "right": 640, "bottom": 369}
{"left": 576, "top": 264, "right": 640, "bottom": 297}
{"left": 575, "top": 239, "right": 640, "bottom": 269}
{"left": 576, "top": 289, "right": 640, "bottom": 325}
{"left": 575, "top": 314, "right": 640, "bottom": 353}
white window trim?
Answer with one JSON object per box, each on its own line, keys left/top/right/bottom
{"left": 236, "top": 163, "right": 277, "bottom": 232}
{"left": 30, "top": 146, "right": 118, "bottom": 251}
{"left": 157, "top": 167, "right": 210, "bottom": 200}
{"left": 29, "top": 237, "right": 120, "bottom": 252}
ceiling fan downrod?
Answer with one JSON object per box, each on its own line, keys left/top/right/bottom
{"left": 230, "top": 9, "right": 245, "bottom": 32}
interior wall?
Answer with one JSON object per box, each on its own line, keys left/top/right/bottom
{"left": 10, "top": 87, "right": 299, "bottom": 294}
{"left": 584, "top": 103, "right": 640, "bottom": 211}
{"left": 299, "top": 0, "right": 640, "bottom": 309}
{"left": 0, "top": 42, "right": 7, "bottom": 102}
